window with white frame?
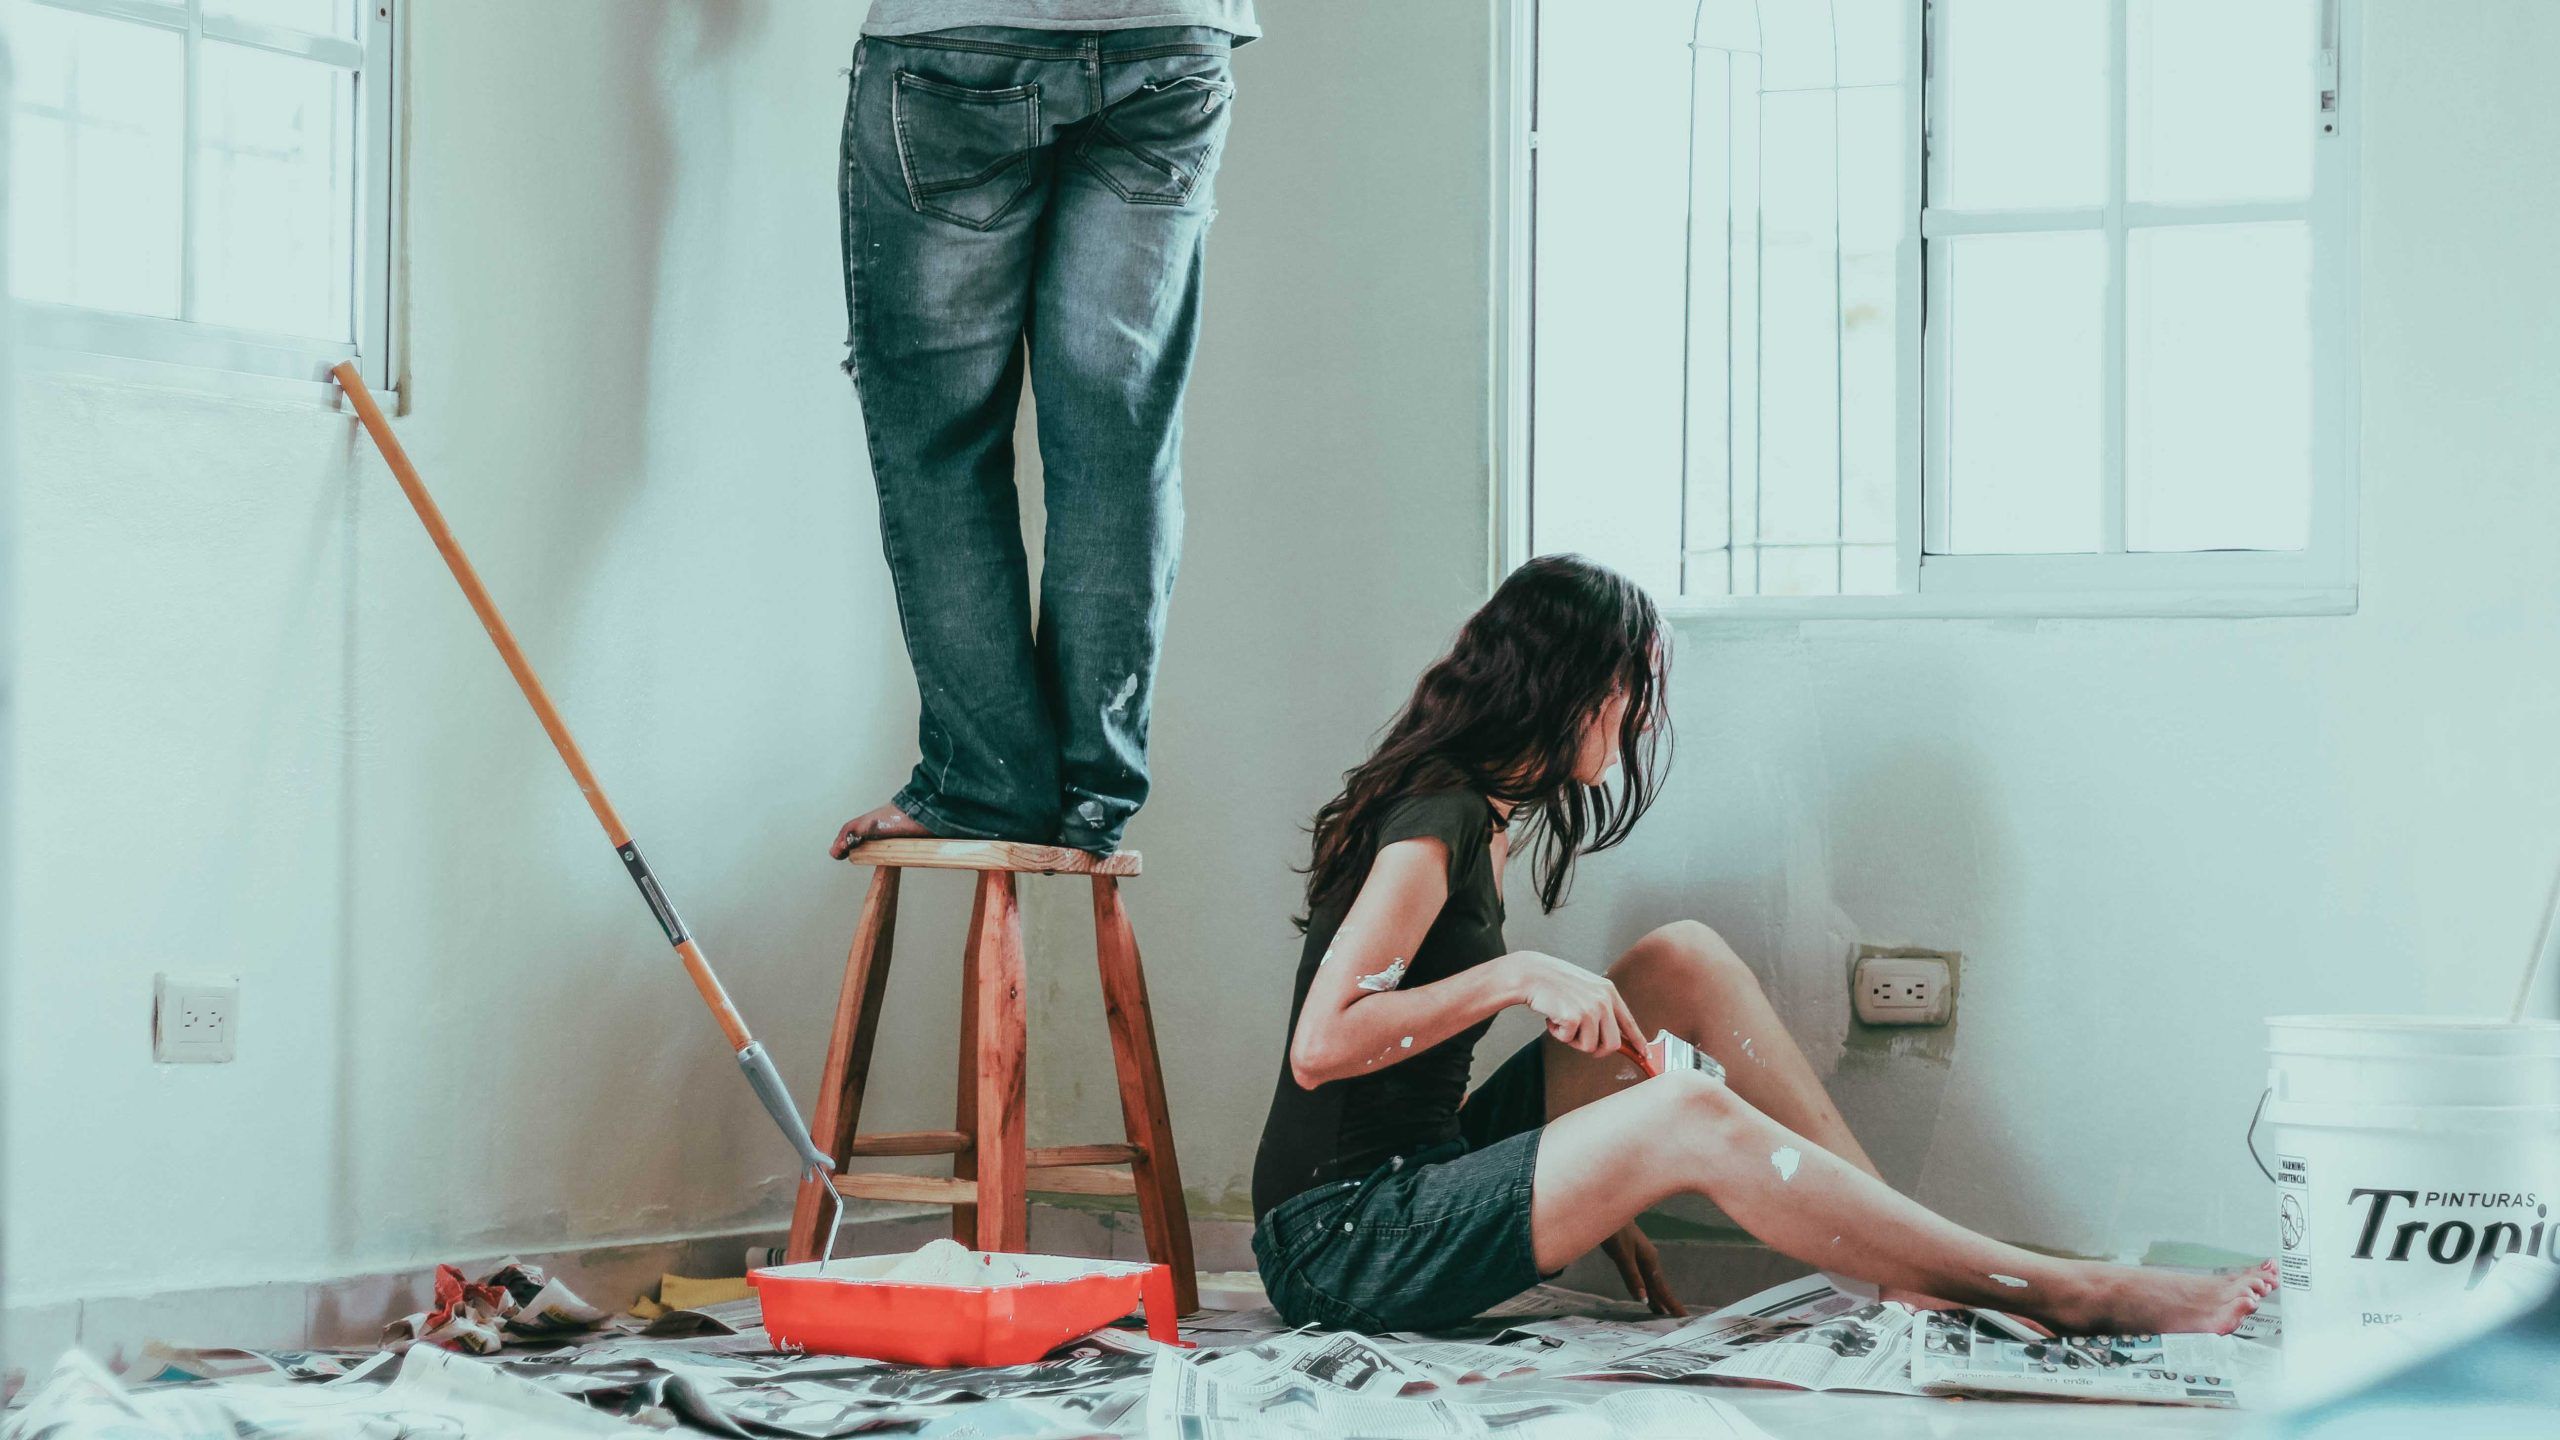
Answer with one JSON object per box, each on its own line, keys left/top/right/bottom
{"left": 1504, "top": 0, "right": 2357, "bottom": 615}
{"left": 6, "top": 0, "right": 395, "bottom": 386}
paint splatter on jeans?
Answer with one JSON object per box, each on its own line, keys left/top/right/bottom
{"left": 839, "top": 25, "right": 1231, "bottom": 851}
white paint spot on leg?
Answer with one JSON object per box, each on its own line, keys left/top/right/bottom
{"left": 1769, "top": 1146, "right": 1802, "bottom": 1182}
{"left": 1355, "top": 957, "right": 1409, "bottom": 992}
{"left": 1105, "top": 673, "right": 1139, "bottom": 716}
{"left": 1400, "top": 1036, "right": 1414, "bottom": 1048}
{"left": 1990, "top": 1274, "right": 2029, "bottom": 1289}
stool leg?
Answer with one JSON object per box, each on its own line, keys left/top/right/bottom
{"left": 1091, "top": 876, "right": 1198, "bottom": 1313}
{"left": 972, "top": 872, "right": 1030, "bottom": 1252}
{"left": 787, "top": 866, "right": 903, "bottom": 1263}
{"left": 951, "top": 876, "right": 990, "bottom": 1245}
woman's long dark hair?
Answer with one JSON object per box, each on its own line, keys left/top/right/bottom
{"left": 1299, "top": 554, "right": 1670, "bottom": 926}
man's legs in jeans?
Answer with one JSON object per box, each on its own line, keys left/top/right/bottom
{"left": 834, "top": 37, "right": 1061, "bottom": 845}
{"left": 1030, "top": 39, "right": 1231, "bottom": 852}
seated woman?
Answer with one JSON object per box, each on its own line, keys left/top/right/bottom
{"left": 1249, "top": 554, "right": 2273, "bottom": 1336}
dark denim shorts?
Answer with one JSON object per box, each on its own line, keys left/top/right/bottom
{"left": 1252, "top": 1039, "right": 1557, "bottom": 1333}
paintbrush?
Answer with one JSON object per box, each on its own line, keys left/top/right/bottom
{"left": 1621, "top": 1028, "right": 1728, "bottom": 1084}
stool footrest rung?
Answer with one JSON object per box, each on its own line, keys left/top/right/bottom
{"left": 844, "top": 1130, "right": 971, "bottom": 1157}
{"left": 833, "top": 1153, "right": 1142, "bottom": 1207}
{"left": 834, "top": 1173, "right": 977, "bottom": 1205}
{"left": 1025, "top": 1143, "right": 1141, "bottom": 1168}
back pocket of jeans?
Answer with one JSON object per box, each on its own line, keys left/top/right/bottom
{"left": 891, "top": 72, "right": 1039, "bottom": 229}
{"left": 1081, "top": 72, "right": 1233, "bottom": 206}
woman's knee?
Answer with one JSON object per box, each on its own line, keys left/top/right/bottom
{"left": 1616, "top": 919, "right": 1758, "bottom": 998}
{"left": 1636, "top": 1071, "right": 1777, "bottom": 1185}
{"left": 1636, "top": 1068, "right": 1751, "bottom": 1138}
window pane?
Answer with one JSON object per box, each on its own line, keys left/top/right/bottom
{"left": 1757, "top": 88, "right": 1839, "bottom": 551}
{"left": 1937, "top": 231, "right": 2104, "bottom": 554}
{"left": 1936, "top": 0, "right": 2108, "bottom": 210}
{"left": 2127, "top": 223, "right": 2311, "bottom": 551}
{"left": 2129, "top": 0, "right": 2314, "bottom": 204}
{"left": 6, "top": 4, "right": 183, "bottom": 317}
{"left": 1530, "top": 0, "right": 1694, "bottom": 598}
{"left": 194, "top": 41, "right": 356, "bottom": 340}
{"left": 205, "top": 0, "right": 357, "bottom": 39}
{"left": 1833, "top": 0, "right": 1911, "bottom": 89}
{"left": 1837, "top": 83, "right": 1904, "bottom": 557}
{"left": 1677, "top": 1, "right": 1909, "bottom": 599}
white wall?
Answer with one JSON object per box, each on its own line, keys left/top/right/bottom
{"left": 3, "top": 0, "right": 1503, "bottom": 1310}
{"left": 1504, "top": 0, "right": 2560, "bottom": 1262}
{"left": 11, "top": 0, "right": 2555, "bottom": 1314}
{"left": 3, "top": 1, "right": 948, "bottom": 1304}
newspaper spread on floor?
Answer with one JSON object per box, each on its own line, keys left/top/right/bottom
{"left": 1909, "top": 1306, "right": 2272, "bottom": 1408}
{"left": 1, "top": 1269, "right": 2280, "bottom": 1438}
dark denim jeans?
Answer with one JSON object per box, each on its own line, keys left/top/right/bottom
{"left": 841, "top": 25, "right": 1233, "bottom": 851}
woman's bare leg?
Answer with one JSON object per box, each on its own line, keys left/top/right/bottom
{"left": 1542, "top": 921, "right": 1881, "bottom": 1179}
{"left": 1529, "top": 1072, "right": 2271, "bottom": 1336}
{"left": 1543, "top": 920, "right": 1965, "bottom": 1304}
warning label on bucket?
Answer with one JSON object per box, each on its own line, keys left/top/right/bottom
{"left": 2277, "top": 1153, "right": 2312, "bottom": 1289}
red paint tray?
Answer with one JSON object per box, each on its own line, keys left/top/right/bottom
{"left": 748, "top": 1252, "right": 1183, "bottom": 1368}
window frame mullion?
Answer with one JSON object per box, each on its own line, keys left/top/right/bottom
{"left": 178, "top": 0, "right": 203, "bottom": 324}
{"left": 1898, "top": 0, "right": 1928, "bottom": 594}
{"left": 2099, "top": 0, "right": 2129, "bottom": 555}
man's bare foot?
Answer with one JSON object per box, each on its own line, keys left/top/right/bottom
{"left": 2033, "top": 1260, "right": 2277, "bottom": 1337}
{"left": 830, "top": 801, "right": 936, "bottom": 859}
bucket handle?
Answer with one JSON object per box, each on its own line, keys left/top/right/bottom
{"left": 2244, "top": 1087, "right": 2278, "bottom": 1183}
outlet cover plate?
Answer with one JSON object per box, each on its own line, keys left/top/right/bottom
{"left": 154, "top": 974, "right": 239, "bottom": 1063}
{"left": 1851, "top": 955, "right": 1953, "bottom": 1026}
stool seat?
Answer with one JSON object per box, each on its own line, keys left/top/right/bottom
{"left": 788, "top": 841, "right": 1196, "bottom": 1312}
{"left": 839, "top": 838, "right": 1141, "bottom": 877}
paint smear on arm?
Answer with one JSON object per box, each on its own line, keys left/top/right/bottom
{"left": 1990, "top": 1274, "right": 2029, "bottom": 1288}
{"left": 1355, "top": 957, "right": 1409, "bottom": 992}
{"left": 1770, "top": 1146, "right": 1802, "bottom": 1182}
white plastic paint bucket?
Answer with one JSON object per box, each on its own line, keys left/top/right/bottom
{"left": 2262, "top": 1015, "right": 2560, "bottom": 1384}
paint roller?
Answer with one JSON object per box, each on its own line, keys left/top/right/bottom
{"left": 330, "top": 363, "right": 841, "bottom": 1243}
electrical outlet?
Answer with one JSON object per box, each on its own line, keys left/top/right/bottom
{"left": 154, "top": 974, "right": 239, "bottom": 1063}
{"left": 1851, "top": 955, "right": 1953, "bottom": 1026}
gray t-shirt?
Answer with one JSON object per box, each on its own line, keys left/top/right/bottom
{"left": 863, "top": 1, "right": 1259, "bottom": 43}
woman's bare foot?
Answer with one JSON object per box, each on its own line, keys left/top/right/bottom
{"left": 2033, "top": 1260, "right": 2277, "bottom": 1336}
{"left": 1879, "top": 1287, "right": 1972, "bottom": 1314}
{"left": 830, "top": 800, "right": 937, "bottom": 859}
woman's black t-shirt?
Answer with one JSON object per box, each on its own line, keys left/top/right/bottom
{"left": 1250, "top": 790, "right": 1508, "bottom": 1219}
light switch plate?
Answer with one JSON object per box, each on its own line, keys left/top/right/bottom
{"left": 154, "top": 974, "right": 239, "bottom": 1063}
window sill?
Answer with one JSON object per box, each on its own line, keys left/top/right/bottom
{"left": 1660, "top": 585, "right": 2358, "bottom": 623}
{"left": 27, "top": 346, "right": 393, "bottom": 414}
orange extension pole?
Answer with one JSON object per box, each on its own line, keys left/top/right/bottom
{"left": 332, "top": 362, "right": 835, "bottom": 1182}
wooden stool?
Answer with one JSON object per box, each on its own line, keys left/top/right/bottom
{"left": 785, "top": 839, "right": 1198, "bottom": 1313}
